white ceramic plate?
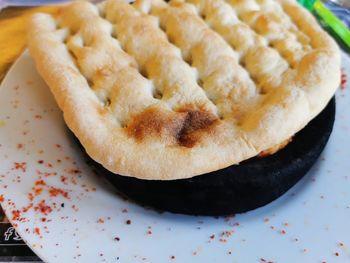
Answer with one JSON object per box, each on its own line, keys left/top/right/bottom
{"left": 0, "top": 51, "right": 350, "bottom": 263}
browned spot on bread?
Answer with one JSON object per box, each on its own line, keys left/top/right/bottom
{"left": 177, "top": 110, "right": 218, "bottom": 147}
{"left": 127, "top": 107, "right": 186, "bottom": 145}
{"left": 127, "top": 107, "right": 218, "bottom": 147}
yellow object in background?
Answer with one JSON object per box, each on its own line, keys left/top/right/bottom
{"left": 0, "top": 6, "right": 59, "bottom": 82}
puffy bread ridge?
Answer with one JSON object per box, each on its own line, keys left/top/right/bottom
{"left": 27, "top": 0, "right": 340, "bottom": 180}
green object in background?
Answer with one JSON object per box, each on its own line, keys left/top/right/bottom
{"left": 298, "top": 0, "right": 350, "bottom": 49}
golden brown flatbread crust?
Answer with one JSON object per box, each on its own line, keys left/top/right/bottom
{"left": 27, "top": 0, "right": 340, "bottom": 180}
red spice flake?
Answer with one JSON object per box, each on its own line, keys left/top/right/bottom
{"left": 49, "top": 187, "right": 69, "bottom": 198}
{"left": 43, "top": 172, "right": 57, "bottom": 177}
{"left": 33, "top": 188, "right": 43, "bottom": 196}
{"left": 122, "top": 208, "right": 128, "bottom": 213}
{"left": 260, "top": 259, "right": 267, "bottom": 262}
{"left": 57, "top": 159, "right": 61, "bottom": 163}
{"left": 41, "top": 217, "right": 47, "bottom": 222}
{"left": 35, "top": 115, "right": 42, "bottom": 119}
{"left": 114, "top": 237, "right": 120, "bottom": 241}
{"left": 47, "top": 163, "right": 53, "bottom": 168}
{"left": 221, "top": 231, "right": 233, "bottom": 238}
{"left": 34, "top": 200, "right": 52, "bottom": 215}
{"left": 22, "top": 203, "right": 33, "bottom": 213}
{"left": 55, "top": 144, "right": 61, "bottom": 148}
{"left": 126, "top": 219, "right": 131, "bottom": 225}
{"left": 170, "top": 256, "right": 175, "bottom": 260}
{"left": 35, "top": 180, "right": 46, "bottom": 186}
{"left": 280, "top": 230, "right": 286, "bottom": 235}
{"left": 341, "top": 71, "right": 347, "bottom": 90}
{"left": 335, "top": 252, "right": 339, "bottom": 256}
{"left": 34, "top": 227, "right": 41, "bottom": 235}
{"left": 28, "top": 193, "right": 34, "bottom": 202}
{"left": 60, "top": 176, "right": 67, "bottom": 183}
{"left": 0, "top": 195, "right": 4, "bottom": 202}
{"left": 283, "top": 223, "right": 289, "bottom": 227}
{"left": 210, "top": 234, "right": 215, "bottom": 239}
{"left": 97, "top": 218, "right": 105, "bottom": 224}
{"left": 16, "top": 144, "right": 24, "bottom": 150}
{"left": 147, "top": 230, "right": 152, "bottom": 235}
{"left": 37, "top": 160, "right": 44, "bottom": 164}
{"left": 339, "top": 242, "right": 344, "bottom": 247}
{"left": 12, "top": 210, "right": 21, "bottom": 221}
{"left": 13, "top": 162, "right": 27, "bottom": 172}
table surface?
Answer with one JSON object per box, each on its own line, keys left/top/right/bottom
{"left": 0, "top": 6, "right": 59, "bottom": 82}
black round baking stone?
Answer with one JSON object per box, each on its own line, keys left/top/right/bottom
{"left": 76, "top": 98, "right": 335, "bottom": 216}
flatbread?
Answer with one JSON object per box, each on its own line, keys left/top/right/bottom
{"left": 27, "top": 0, "right": 341, "bottom": 180}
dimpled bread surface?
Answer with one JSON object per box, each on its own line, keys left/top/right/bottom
{"left": 27, "top": 0, "right": 340, "bottom": 180}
